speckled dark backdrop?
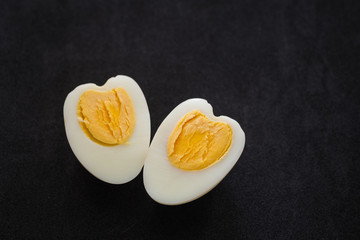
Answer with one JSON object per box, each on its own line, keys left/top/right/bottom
{"left": 1, "top": 0, "right": 359, "bottom": 239}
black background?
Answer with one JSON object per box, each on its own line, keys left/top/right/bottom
{"left": 1, "top": 0, "right": 360, "bottom": 239}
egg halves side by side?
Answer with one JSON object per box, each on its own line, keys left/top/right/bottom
{"left": 64, "top": 78, "right": 245, "bottom": 203}
{"left": 64, "top": 75, "right": 150, "bottom": 184}
{"left": 143, "top": 98, "right": 245, "bottom": 205}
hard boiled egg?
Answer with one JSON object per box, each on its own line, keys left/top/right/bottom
{"left": 143, "top": 98, "right": 245, "bottom": 205}
{"left": 64, "top": 75, "right": 150, "bottom": 184}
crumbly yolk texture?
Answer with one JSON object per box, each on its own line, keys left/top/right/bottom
{"left": 77, "top": 88, "right": 135, "bottom": 145}
{"left": 167, "top": 110, "right": 232, "bottom": 171}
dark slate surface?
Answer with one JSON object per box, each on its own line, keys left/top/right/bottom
{"left": 1, "top": 0, "right": 359, "bottom": 239}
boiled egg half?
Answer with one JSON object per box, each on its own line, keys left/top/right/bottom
{"left": 143, "top": 98, "right": 245, "bottom": 205}
{"left": 64, "top": 75, "right": 150, "bottom": 184}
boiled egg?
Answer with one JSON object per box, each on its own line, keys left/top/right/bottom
{"left": 64, "top": 75, "right": 150, "bottom": 184}
{"left": 143, "top": 98, "right": 245, "bottom": 205}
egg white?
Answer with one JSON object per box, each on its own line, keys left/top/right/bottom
{"left": 64, "top": 75, "right": 150, "bottom": 184}
{"left": 143, "top": 98, "right": 245, "bottom": 205}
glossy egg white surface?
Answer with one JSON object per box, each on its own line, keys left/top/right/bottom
{"left": 143, "top": 98, "right": 245, "bottom": 205}
{"left": 64, "top": 75, "right": 150, "bottom": 184}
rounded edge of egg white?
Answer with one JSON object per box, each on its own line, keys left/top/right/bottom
{"left": 63, "top": 75, "right": 151, "bottom": 184}
{"left": 143, "top": 98, "right": 245, "bottom": 205}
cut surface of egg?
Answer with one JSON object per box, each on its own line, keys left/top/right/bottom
{"left": 64, "top": 75, "right": 150, "bottom": 184}
{"left": 143, "top": 98, "right": 245, "bottom": 205}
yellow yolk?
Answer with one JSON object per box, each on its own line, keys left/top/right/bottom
{"left": 77, "top": 88, "right": 135, "bottom": 145}
{"left": 167, "top": 110, "right": 232, "bottom": 170}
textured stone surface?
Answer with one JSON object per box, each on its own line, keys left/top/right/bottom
{"left": 0, "top": 0, "right": 359, "bottom": 239}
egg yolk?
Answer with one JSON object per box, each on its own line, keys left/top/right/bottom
{"left": 167, "top": 110, "right": 232, "bottom": 170}
{"left": 77, "top": 88, "right": 135, "bottom": 145}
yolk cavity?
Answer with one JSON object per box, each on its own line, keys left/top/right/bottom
{"left": 167, "top": 110, "right": 232, "bottom": 171}
{"left": 77, "top": 88, "right": 135, "bottom": 145}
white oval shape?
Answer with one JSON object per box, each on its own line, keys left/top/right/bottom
{"left": 64, "top": 75, "right": 150, "bottom": 184}
{"left": 143, "top": 98, "right": 245, "bottom": 205}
